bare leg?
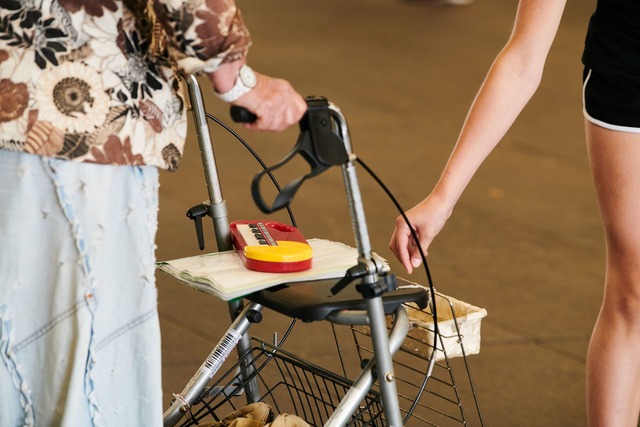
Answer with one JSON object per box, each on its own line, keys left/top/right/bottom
{"left": 585, "top": 121, "right": 640, "bottom": 426}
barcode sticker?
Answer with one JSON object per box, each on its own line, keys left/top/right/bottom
{"left": 199, "top": 329, "right": 243, "bottom": 378}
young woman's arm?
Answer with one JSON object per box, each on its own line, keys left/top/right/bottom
{"left": 390, "top": 0, "right": 567, "bottom": 273}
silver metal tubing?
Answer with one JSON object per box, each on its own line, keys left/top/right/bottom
{"left": 163, "top": 302, "right": 264, "bottom": 426}
{"left": 328, "top": 103, "right": 371, "bottom": 259}
{"left": 183, "top": 74, "right": 260, "bottom": 410}
{"left": 326, "top": 101, "right": 404, "bottom": 425}
{"left": 342, "top": 160, "right": 372, "bottom": 259}
{"left": 366, "top": 297, "right": 402, "bottom": 426}
{"left": 186, "top": 75, "right": 224, "bottom": 207}
{"left": 325, "top": 310, "right": 369, "bottom": 325}
{"left": 325, "top": 305, "right": 409, "bottom": 427}
{"left": 186, "top": 75, "right": 232, "bottom": 250}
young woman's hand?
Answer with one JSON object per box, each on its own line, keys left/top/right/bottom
{"left": 389, "top": 192, "right": 453, "bottom": 274}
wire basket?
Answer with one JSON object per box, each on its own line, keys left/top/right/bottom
{"left": 175, "top": 337, "right": 385, "bottom": 427}
{"left": 352, "top": 291, "right": 486, "bottom": 426}
{"left": 173, "top": 290, "right": 485, "bottom": 426}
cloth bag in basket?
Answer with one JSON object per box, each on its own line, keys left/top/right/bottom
{"left": 199, "top": 402, "right": 309, "bottom": 427}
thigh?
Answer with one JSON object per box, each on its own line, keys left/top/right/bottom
{"left": 586, "top": 121, "right": 640, "bottom": 257}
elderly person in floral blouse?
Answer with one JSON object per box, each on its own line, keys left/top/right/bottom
{"left": 0, "top": 1, "right": 306, "bottom": 426}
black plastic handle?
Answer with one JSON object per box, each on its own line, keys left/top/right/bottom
{"left": 186, "top": 203, "right": 208, "bottom": 250}
{"left": 250, "top": 96, "right": 349, "bottom": 214}
{"left": 230, "top": 106, "right": 257, "bottom": 123}
{"left": 251, "top": 139, "right": 314, "bottom": 213}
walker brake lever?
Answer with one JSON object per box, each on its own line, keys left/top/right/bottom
{"left": 248, "top": 96, "right": 349, "bottom": 213}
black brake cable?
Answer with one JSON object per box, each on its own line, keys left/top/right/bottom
{"left": 355, "top": 157, "right": 440, "bottom": 425}
{"left": 204, "top": 112, "right": 299, "bottom": 349}
{"left": 205, "top": 112, "right": 298, "bottom": 228}
{"left": 206, "top": 113, "right": 440, "bottom": 421}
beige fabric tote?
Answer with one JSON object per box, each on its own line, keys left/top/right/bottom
{"left": 198, "top": 402, "right": 309, "bottom": 427}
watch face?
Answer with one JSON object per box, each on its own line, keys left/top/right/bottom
{"left": 239, "top": 65, "right": 257, "bottom": 88}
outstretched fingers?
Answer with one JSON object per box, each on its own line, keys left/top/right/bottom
{"left": 390, "top": 217, "right": 428, "bottom": 274}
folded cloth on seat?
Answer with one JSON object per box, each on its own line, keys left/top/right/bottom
{"left": 157, "top": 239, "right": 389, "bottom": 300}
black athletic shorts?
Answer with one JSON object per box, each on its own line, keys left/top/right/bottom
{"left": 583, "top": 68, "right": 640, "bottom": 132}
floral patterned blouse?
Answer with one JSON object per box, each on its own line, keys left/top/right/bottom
{"left": 0, "top": 0, "right": 251, "bottom": 170}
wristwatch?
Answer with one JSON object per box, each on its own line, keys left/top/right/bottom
{"left": 215, "top": 65, "right": 257, "bottom": 102}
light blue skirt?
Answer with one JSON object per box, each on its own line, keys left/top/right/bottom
{"left": 0, "top": 151, "right": 163, "bottom": 426}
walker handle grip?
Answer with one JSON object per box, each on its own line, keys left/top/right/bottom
{"left": 230, "top": 106, "right": 257, "bottom": 123}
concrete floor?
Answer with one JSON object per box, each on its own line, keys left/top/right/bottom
{"left": 156, "top": 0, "right": 601, "bottom": 425}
